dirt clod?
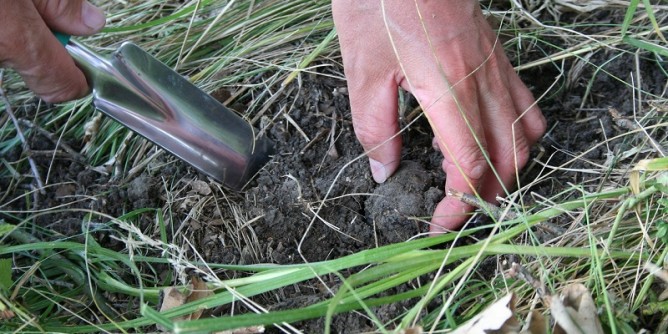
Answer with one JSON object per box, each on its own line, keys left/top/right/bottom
{"left": 365, "top": 161, "right": 435, "bottom": 243}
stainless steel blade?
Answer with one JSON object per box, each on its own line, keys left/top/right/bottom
{"left": 66, "top": 40, "right": 273, "bottom": 190}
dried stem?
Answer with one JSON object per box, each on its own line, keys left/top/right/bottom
{"left": 447, "top": 188, "right": 517, "bottom": 220}
{"left": 0, "top": 70, "right": 45, "bottom": 194}
{"left": 505, "top": 261, "right": 549, "bottom": 304}
{"left": 17, "top": 119, "right": 87, "bottom": 165}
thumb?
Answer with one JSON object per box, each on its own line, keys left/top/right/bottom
{"left": 32, "top": 0, "right": 106, "bottom": 35}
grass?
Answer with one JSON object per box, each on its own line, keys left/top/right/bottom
{"left": 1, "top": 0, "right": 668, "bottom": 333}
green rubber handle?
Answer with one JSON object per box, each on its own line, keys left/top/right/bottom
{"left": 54, "top": 31, "right": 71, "bottom": 45}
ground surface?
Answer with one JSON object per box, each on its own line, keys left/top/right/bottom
{"left": 1, "top": 6, "right": 667, "bottom": 333}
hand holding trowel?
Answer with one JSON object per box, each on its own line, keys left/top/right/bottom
{"left": 55, "top": 33, "right": 274, "bottom": 190}
{"left": 2, "top": 2, "right": 272, "bottom": 190}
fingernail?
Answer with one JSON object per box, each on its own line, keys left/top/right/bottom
{"left": 82, "top": 2, "right": 106, "bottom": 30}
{"left": 369, "top": 159, "right": 389, "bottom": 183}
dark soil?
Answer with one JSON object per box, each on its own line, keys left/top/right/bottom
{"left": 243, "top": 76, "right": 444, "bottom": 264}
{"left": 2, "top": 8, "right": 667, "bottom": 333}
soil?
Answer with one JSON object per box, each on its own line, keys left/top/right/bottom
{"left": 243, "top": 77, "right": 444, "bottom": 263}
{"left": 2, "top": 8, "right": 667, "bottom": 333}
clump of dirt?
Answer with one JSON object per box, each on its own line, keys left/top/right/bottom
{"left": 366, "top": 161, "right": 441, "bottom": 243}
{"left": 126, "top": 175, "right": 160, "bottom": 209}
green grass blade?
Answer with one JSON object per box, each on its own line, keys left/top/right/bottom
{"left": 624, "top": 36, "right": 668, "bottom": 56}
{"left": 622, "top": 0, "right": 641, "bottom": 37}
{"left": 142, "top": 303, "right": 174, "bottom": 331}
{"left": 283, "top": 28, "right": 337, "bottom": 86}
{"left": 0, "top": 258, "right": 12, "bottom": 293}
{"left": 641, "top": 0, "right": 667, "bottom": 43}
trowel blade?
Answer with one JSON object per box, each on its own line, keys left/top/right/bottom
{"left": 66, "top": 41, "right": 273, "bottom": 190}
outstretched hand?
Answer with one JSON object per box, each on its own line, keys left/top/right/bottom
{"left": 0, "top": 1, "right": 105, "bottom": 103}
{"left": 332, "top": 0, "right": 546, "bottom": 232}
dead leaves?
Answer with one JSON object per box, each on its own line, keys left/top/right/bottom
{"left": 449, "top": 284, "right": 603, "bottom": 334}
{"left": 157, "top": 275, "right": 266, "bottom": 333}
{"left": 178, "top": 179, "right": 213, "bottom": 212}
{"left": 0, "top": 300, "right": 15, "bottom": 320}
{"left": 159, "top": 287, "right": 189, "bottom": 317}
{"left": 83, "top": 112, "right": 103, "bottom": 144}
{"left": 448, "top": 262, "right": 605, "bottom": 334}
{"left": 551, "top": 284, "right": 604, "bottom": 334}
{"left": 451, "top": 294, "right": 520, "bottom": 334}
{"left": 190, "top": 180, "right": 212, "bottom": 196}
{"left": 158, "top": 275, "right": 214, "bottom": 324}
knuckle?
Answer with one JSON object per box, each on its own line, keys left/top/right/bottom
{"left": 27, "top": 63, "right": 88, "bottom": 103}
{"left": 353, "top": 123, "right": 386, "bottom": 148}
{"left": 518, "top": 106, "right": 547, "bottom": 143}
{"left": 351, "top": 113, "right": 398, "bottom": 148}
{"left": 444, "top": 145, "right": 488, "bottom": 181}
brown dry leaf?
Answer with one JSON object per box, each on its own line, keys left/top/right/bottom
{"left": 159, "top": 286, "right": 190, "bottom": 325}
{"left": 397, "top": 326, "right": 422, "bottom": 334}
{"left": 521, "top": 310, "right": 548, "bottom": 334}
{"left": 451, "top": 294, "right": 521, "bottom": 334}
{"left": 54, "top": 183, "right": 76, "bottom": 198}
{"left": 187, "top": 275, "right": 214, "bottom": 320}
{"left": 83, "top": 113, "right": 103, "bottom": 143}
{"left": 178, "top": 196, "right": 197, "bottom": 211}
{"left": 551, "top": 284, "right": 604, "bottom": 334}
{"left": 208, "top": 219, "right": 226, "bottom": 226}
{"left": 0, "top": 309, "right": 15, "bottom": 320}
{"left": 0, "top": 300, "right": 15, "bottom": 320}
{"left": 156, "top": 277, "right": 214, "bottom": 331}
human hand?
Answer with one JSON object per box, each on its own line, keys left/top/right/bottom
{"left": 332, "top": 0, "right": 546, "bottom": 232}
{"left": 0, "top": 1, "right": 106, "bottom": 103}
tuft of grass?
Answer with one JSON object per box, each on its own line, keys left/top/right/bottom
{"left": 0, "top": 183, "right": 650, "bottom": 332}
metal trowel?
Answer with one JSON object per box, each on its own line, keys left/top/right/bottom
{"left": 58, "top": 34, "right": 274, "bottom": 190}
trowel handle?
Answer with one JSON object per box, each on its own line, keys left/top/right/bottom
{"left": 51, "top": 32, "right": 111, "bottom": 86}
{"left": 54, "top": 31, "right": 72, "bottom": 45}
